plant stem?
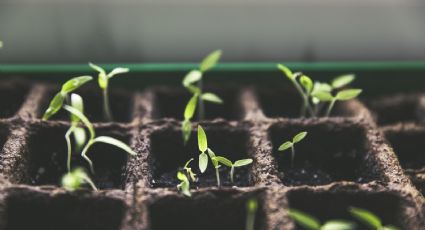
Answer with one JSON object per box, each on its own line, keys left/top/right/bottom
{"left": 82, "top": 175, "right": 98, "bottom": 191}
{"left": 215, "top": 167, "right": 221, "bottom": 187}
{"left": 197, "top": 80, "right": 205, "bottom": 120}
{"left": 291, "top": 79, "right": 314, "bottom": 117}
{"left": 230, "top": 166, "right": 235, "bottom": 183}
{"left": 246, "top": 209, "right": 256, "bottom": 230}
{"left": 291, "top": 145, "right": 295, "bottom": 168}
{"left": 64, "top": 127, "right": 74, "bottom": 172}
{"left": 325, "top": 98, "right": 337, "bottom": 117}
{"left": 103, "top": 88, "right": 113, "bottom": 121}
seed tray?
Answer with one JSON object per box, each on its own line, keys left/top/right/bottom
{"left": 0, "top": 79, "right": 424, "bottom": 230}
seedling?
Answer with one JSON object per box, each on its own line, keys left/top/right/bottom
{"left": 181, "top": 50, "right": 223, "bottom": 144}
{"left": 349, "top": 207, "right": 400, "bottom": 230}
{"left": 246, "top": 198, "right": 258, "bottom": 230}
{"left": 89, "top": 62, "right": 129, "bottom": 121}
{"left": 213, "top": 156, "right": 253, "bottom": 183}
{"left": 197, "top": 125, "right": 222, "bottom": 186}
{"left": 183, "top": 158, "right": 197, "bottom": 182}
{"left": 42, "top": 75, "right": 93, "bottom": 120}
{"left": 64, "top": 94, "right": 87, "bottom": 172}
{"left": 61, "top": 167, "right": 98, "bottom": 191}
{"left": 278, "top": 131, "right": 308, "bottom": 167}
{"left": 177, "top": 171, "right": 191, "bottom": 197}
{"left": 63, "top": 105, "right": 136, "bottom": 173}
{"left": 288, "top": 209, "right": 355, "bottom": 230}
{"left": 277, "top": 64, "right": 362, "bottom": 117}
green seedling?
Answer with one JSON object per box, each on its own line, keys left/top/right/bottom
{"left": 89, "top": 62, "right": 129, "bottom": 121}
{"left": 246, "top": 198, "right": 258, "bottom": 230}
{"left": 213, "top": 156, "right": 253, "bottom": 183}
{"left": 312, "top": 88, "right": 362, "bottom": 117}
{"left": 42, "top": 75, "right": 93, "bottom": 120}
{"left": 288, "top": 209, "right": 355, "bottom": 230}
{"left": 177, "top": 170, "right": 191, "bottom": 197}
{"left": 197, "top": 125, "right": 222, "bottom": 186}
{"left": 61, "top": 167, "right": 98, "bottom": 191}
{"left": 278, "top": 131, "right": 308, "bottom": 167}
{"left": 64, "top": 94, "right": 87, "bottom": 172}
{"left": 63, "top": 105, "right": 136, "bottom": 173}
{"left": 349, "top": 207, "right": 399, "bottom": 230}
{"left": 183, "top": 158, "right": 197, "bottom": 182}
{"left": 181, "top": 50, "right": 223, "bottom": 144}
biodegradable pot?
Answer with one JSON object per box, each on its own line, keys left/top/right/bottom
{"left": 0, "top": 80, "right": 424, "bottom": 230}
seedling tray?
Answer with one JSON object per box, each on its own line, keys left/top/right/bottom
{"left": 0, "top": 62, "right": 425, "bottom": 230}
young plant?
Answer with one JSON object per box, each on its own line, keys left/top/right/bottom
{"left": 42, "top": 75, "right": 93, "bottom": 120}
{"left": 246, "top": 198, "right": 258, "bottom": 230}
{"left": 183, "top": 158, "right": 197, "bottom": 182}
{"left": 197, "top": 125, "right": 222, "bottom": 186}
{"left": 278, "top": 131, "right": 308, "bottom": 167}
{"left": 63, "top": 105, "right": 136, "bottom": 173}
{"left": 64, "top": 94, "right": 87, "bottom": 172}
{"left": 61, "top": 167, "right": 98, "bottom": 191}
{"left": 181, "top": 50, "right": 223, "bottom": 144}
{"left": 177, "top": 171, "right": 191, "bottom": 197}
{"left": 213, "top": 156, "right": 253, "bottom": 183}
{"left": 312, "top": 89, "right": 362, "bottom": 117}
{"left": 349, "top": 207, "right": 400, "bottom": 230}
{"left": 288, "top": 209, "right": 355, "bottom": 230}
{"left": 89, "top": 63, "right": 129, "bottom": 121}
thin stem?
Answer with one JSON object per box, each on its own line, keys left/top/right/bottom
{"left": 291, "top": 145, "right": 295, "bottom": 168}
{"left": 81, "top": 141, "right": 95, "bottom": 173}
{"left": 65, "top": 127, "right": 74, "bottom": 172}
{"left": 291, "top": 79, "right": 314, "bottom": 117}
{"left": 230, "top": 166, "right": 235, "bottom": 183}
{"left": 246, "top": 210, "right": 256, "bottom": 230}
{"left": 103, "top": 88, "right": 113, "bottom": 121}
{"left": 325, "top": 98, "right": 337, "bottom": 117}
{"left": 82, "top": 175, "right": 98, "bottom": 191}
{"left": 215, "top": 167, "right": 221, "bottom": 187}
{"left": 197, "top": 79, "right": 205, "bottom": 120}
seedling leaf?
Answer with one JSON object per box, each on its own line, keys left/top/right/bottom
{"left": 336, "top": 89, "right": 362, "bottom": 101}
{"left": 62, "top": 168, "right": 98, "bottom": 191}
{"left": 184, "top": 95, "right": 198, "bottom": 120}
{"left": 214, "top": 156, "right": 233, "bottom": 167}
{"left": 288, "top": 209, "right": 321, "bottom": 230}
{"left": 70, "top": 93, "right": 84, "bottom": 124}
{"left": 73, "top": 127, "right": 87, "bottom": 150}
{"left": 201, "top": 92, "right": 223, "bottom": 104}
{"left": 300, "top": 75, "right": 313, "bottom": 93}
{"left": 182, "top": 120, "right": 192, "bottom": 144}
{"left": 312, "top": 91, "right": 334, "bottom": 102}
{"left": 89, "top": 62, "right": 106, "bottom": 76}
{"left": 63, "top": 105, "right": 95, "bottom": 139}
{"left": 61, "top": 76, "right": 93, "bottom": 94}
{"left": 197, "top": 125, "right": 208, "bottom": 152}
{"left": 200, "top": 50, "right": 222, "bottom": 72}
{"left": 183, "top": 70, "right": 202, "bottom": 87}
{"left": 234, "top": 159, "right": 253, "bottom": 167}
{"left": 177, "top": 171, "right": 191, "bottom": 197}
{"left": 349, "top": 207, "right": 382, "bottom": 229}
{"left": 107, "top": 67, "right": 129, "bottom": 79}
{"left": 278, "top": 141, "right": 293, "bottom": 151}
{"left": 293, "top": 131, "right": 307, "bottom": 143}
{"left": 199, "top": 152, "right": 208, "bottom": 173}
{"left": 331, "top": 74, "right": 355, "bottom": 89}
{"left": 321, "top": 220, "right": 356, "bottom": 230}
{"left": 42, "top": 92, "right": 65, "bottom": 120}
{"left": 277, "top": 64, "right": 294, "bottom": 80}
{"left": 92, "top": 136, "right": 136, "bottom": 156}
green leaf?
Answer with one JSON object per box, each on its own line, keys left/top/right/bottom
{"left": 73, "top": 127, "right": 87, "bottom": 151}
{"left": 70, "top": 93, "right": 84, "bottom": 124}
{"left": 287, "top": 209, "right": 321, "bottom": 230}
{"left": 234, "top": 159, "right": 253, "bottom": 167}
{"left": 277, "top": 64, "right": 294, "bottom": 80}
{"left": 92, "top": 136, "right": 137, "bottom": 156}
{"left": 207, "top": 148, "right": 219, "bottom": 168}
{"left": 246, "top": 198, "right": 258, "bottom": 213}
{"left": 177, "top": 171, "right": 188, "bottom": 182}
{"left": 88, "top": 62, "right": 106, "bottom": 75}
{"left": 97, "top": 73, "right": 108, "bottom": 89}
{"left": 336, "top": 89, "right": 362, "bottom": 101}
{"left": 293, "top": 132, "right": 307, "bottom": 143}
{"left": 61, "top": 76, "right": 93, "bottom": 94}
{"left": 199, "top": 50, "right": 222, "bottom": 72}
{"left": 331, "top": 74, "right": 355, "bottom": 89}
{"left": 42, "top": 92, "right": 66, "bottom": 120}
{"left": 312, "top": 91, "right": 334, "bottom": 102}
{"left": 321, "top": 220, "right": 356, "bottom": 230}
{"left": 184, "top": 158, "right": 194, "bottom": 169}
{"left": 214, "top": 156, "right": 233, "bottom": 167}
{"left": 197, "top": 125, "right": 208, "bottom": 152}
{"left": 177, "top": 171, "right": 191, "bottom": 197}
{"left": 184, "top": 95, "right": 198, "bottom": 120}
{"left": 63, "top": 105, "right": 95, "bottom": 139}
{"left": 182, "top": 120, "right": 192, "bottom": 144}
{"left": 278, "top": 141, "right": 293, "bottom": 151}
{"left": 183, "top": 70, "right": 202, "bottom": 87}
{"left": 312, "top": 82, "right": 332, "bottom": 94}
{"left": 349, "top": 207, "right": 382, "bottom": 229}
{"left": 300, "top": 75, "right": 313, "bottom": 93}
{"left": 107, "top": 67, "right": 129, "bottom": 79}
{"left": 201, "top": 92, "right": 223, "bottom": 104}
{"left": 61, "top": 171, "right": 82, "bottom": 191}
{"left": 199, "top": 152, "right": 208, "bottom": 173}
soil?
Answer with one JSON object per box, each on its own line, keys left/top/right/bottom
{"left": 0, "top": 80, "right": 423, "bottom": 230}
{"left": 0, "top": 81, "right": 30, "bottom": 118}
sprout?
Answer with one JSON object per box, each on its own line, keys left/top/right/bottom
{"left": 181, "top": 50, "right": 223, "bottom": 144}
{"left": 278, "top": 132, "right": 307, "bottom": 167}
{"left": 61, "top": 167, "right": 98, "bottom": 191}
{"left": 42, "top": 75, "right": 93, "bottom": 120}
{"left": 246, "top": 198, "right": 258, "bottom": 230}
{"left": 349, "top": 207, "right": 400, "bottom": 230}
{"left": 64, "top": 94, "right": 87, "bottom": 172}
{"left": 288, "top": 209, "right": 355, "bottom": 230}
{"left": 183, "top": 158, "right": 197, "bottom": 182}
{"left": 197, "top": 125, "right": 222, "bottom": 187}
{"left": 212, "top": 156, "right": 253, "bottom": 183}
{"left": 63, "top": 105, "right": 136, "bottom": 173}
{"left": 89, "top": 63, "right": 129, "bottom": 121}
{"left": 312, "top": 89, "right": 362, "bottom": 117}
{"left": 177, "top": 171, "right": 191, "bottom": 197}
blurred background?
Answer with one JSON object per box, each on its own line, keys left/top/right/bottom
{"left": 0, "top": 0, "right": 424, "bottom": 63}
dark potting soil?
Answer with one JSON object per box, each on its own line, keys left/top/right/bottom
{"left": 0, "top": 82, "right": 30, "bottom": 118}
